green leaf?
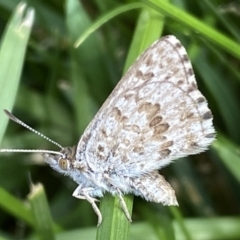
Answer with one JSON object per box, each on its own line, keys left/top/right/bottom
{"left": 28, "top": 183, "right": 57, "bottom": 240}
{"left": 143, "top": 0, "right": 240, "bottom": 58}
{"left": 0, "top": 2, "right": 34, "bottom": 143}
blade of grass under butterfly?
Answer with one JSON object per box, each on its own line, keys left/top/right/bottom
{"left": 96, "top": 3, "right": 167, "bottom": 240}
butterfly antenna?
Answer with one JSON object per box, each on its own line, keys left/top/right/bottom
{"left": 2, "top": 109, "right": 63, "bottom": 150}
{"left": 0, "top": 148, "right": 63, "bottom": 155}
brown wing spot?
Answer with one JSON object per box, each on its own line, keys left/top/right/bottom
{"left": 124, "top": 139, "right": 130, "bottom": 145}
{"left": 138, "top": 102, "right": 161, "bottom": 121}
{"left": 177, "top": 80, "right": 184, "bottom": 85}
{"left": 145, "top": 55, "right": 154, "bottom": 66}
{"left": 138, "top": 102, "right": 152, "bottom": 112}
{"left": 197, "top": 97, "right": 205, "bottom": 103}
{"left": 153, "top": 103, "right": 161, "bottom": 112}
{"left": 98, "top": 145, "right": 104, "bottom": 152}
{"left": 165, "top": 56, "right": 175, "bottom": 65}
{"left": 97, "top": 153, "right": 106, "bottom": 161}
{"left": 101, "top": 129, "right": 107, "bottom": 138}
{"left": 133, "top": 146, "right": 144, "bottom": 154}
{"left": 187, "top": 86, "right": 195, "bottom": 93}
{"left": 186, "top": 133, "right": 197, "bottom": 144}
{"left": 191, "top": 142, "right": 198, "bottom": 147}
{"left": 149, "top": 116, "right": 163, "bottom": 127}
{"left": 161, "top": 141, "right": 173, "bottom": 149}
{"left": 161, "top": 136, "right": 167, "bottom": 141}
{"left": 154, "top": 123, "right": 170, "bottom": 135}
{"left": 82, "top": 133, "right": 91, "bottom": 143}
{"left": 188, "top": 68, "right": 194, "bottom": 76}
{"left": 187, "top": 112, "right": 194, "bottom": 118}
{"left": 122, "top": 156, "right": 129, "bottom": 163}
{"left": 112, "top": 150, "right": 117, "bottom": 157}
{"left": 124, "top": 93, "right": 134, "bottom": 100}
{"left": 159, "top": 149, "right": 171, "bottom": 158}
{"left": 192, "top": 82, "right": 197, "bottom": 89}
{"left": 136, "top": 70, "right": 143, "bottom": 78}
{"left": 202, "top": 111, "right": 212, "bottom": 120}
{"left": 112, "top": 107, "right": 122, "bottom": 121}
{"left": 122, "top": 116, "right": 128, "bottom": 123}
{"left": 142, "top": 72, "right": 154, "bottom": 81}
{"left": 181, "top": 111, "right": 195, "bottom": 121}
{"left": 205, "top": 133, "right": 215, "bottom": 138}
{"left": 175, "top": 42, "right": 181, "bottom": 48}
{"left": 164, "top": 75, "right": 171, "bottom": 81}
{"left": 150, "top": 171, "right": 159, "bottom": 180}
{"left": 132, "top": 125, "right": 141, "bottom": 133}
{"left": 182, "top": 54, "right": 188, "bottom": 62}
{"left": 152, "top": 135, "right": 167, "bottom": 141}
{"left": 148, "top": 108, "right": 161, "bottom": 121}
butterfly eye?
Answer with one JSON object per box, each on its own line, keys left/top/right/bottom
{"left": 58, "top": 158, "right": 69, "bottom": 171}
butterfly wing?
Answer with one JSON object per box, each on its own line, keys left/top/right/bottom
{"left": 76, "top": 35, "right": 215, "bottom": 177}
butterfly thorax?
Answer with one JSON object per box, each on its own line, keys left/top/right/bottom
{"left": 43, "top": 146, "right": 110, "bottom": 190}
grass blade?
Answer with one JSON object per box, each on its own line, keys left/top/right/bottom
{"left": 0, "top": 2, "right": 34, "bottom": 142}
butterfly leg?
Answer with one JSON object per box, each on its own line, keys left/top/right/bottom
{"left": 117, "top": 190, "right": 132, "bottom": 222}
{"left": 72, "top": 186, "right": 102, "bottom": 226}
{"left": 83, "top": 191, "right": 102, "bottom": 227}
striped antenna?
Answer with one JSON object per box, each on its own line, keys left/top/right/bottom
{"left": 0, "top": 109, "right": 63, "bottom": 154}
{"left": 0, "top": 149, "right": 63, "bottom": 155}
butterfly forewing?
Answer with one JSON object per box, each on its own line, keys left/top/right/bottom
{"left": 76, "top": 35, "right": 215, "bottom": 177}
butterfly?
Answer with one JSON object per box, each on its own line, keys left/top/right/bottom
{"left": 1, "top": 35, "right": 215, "bottom": 226}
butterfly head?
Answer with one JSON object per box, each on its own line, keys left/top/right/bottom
{"left": 43, "top": 146, "right": 76, "bottom": 174}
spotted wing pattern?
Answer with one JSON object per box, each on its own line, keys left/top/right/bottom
{"left": 76, "top": 35, "right": 215, "bottom": 177}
